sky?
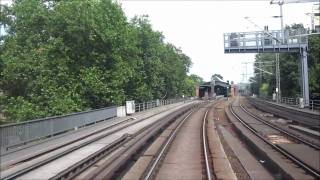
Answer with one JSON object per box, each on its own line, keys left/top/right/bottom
{"left": 0, "top": 0, "right": 318, "bottom": 83}
{"left": 120, "top": 0, "right": 318, "bottom": 83}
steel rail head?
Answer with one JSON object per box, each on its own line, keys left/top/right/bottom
{"left": 50, "top": 134, "right": 130, "bottom": 180}
{"left": 202, "top": 110, "right": 213, "bottom": 180}
{"left": 229, "top": 104, "right": 320, "bottom": 178}
{"left": 65, "top": 105, "right": 195, "bottom": 180}
{"left": 239, "top": 104, "right": 320, "bottom": 150}
{"left": 84, "top": 103, "right": 197, "bottom": 180}
{"left": 248, "top": 98, "right": 320, "bottom": 129}
{"left": 144, "top": 110, "right": 194, "bottom": 180}
{"left": 3, "top": 105, "right": 181, "bottom": 180}
{"left": 2, "top": 125, "right": 135, "bottom": 180}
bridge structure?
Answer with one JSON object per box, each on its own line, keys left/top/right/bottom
{"left": 224, "top": 29, "right": 310, "bottom": 106}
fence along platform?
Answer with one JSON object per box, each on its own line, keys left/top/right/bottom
{"left": 224, "top": 29, "right": 308, "bottom": 53}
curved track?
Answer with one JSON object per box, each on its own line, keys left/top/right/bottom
{"left": 240, "top": 104, "right": 320, "bottom": 150}
{"left": 62, "top": 103, "right": 196, "bottom": 180}
{"left": 143, "top": 111, "right": 194, "bottom": 180}
{"left": 229, "top": 100, "right": 320, "bottom": 179}
{"left": 141, "top": 102, "right": 215, "bottom": 180}
{"left": 0, "top": 102, "right": 195, "bottom": 180}
{"left": 0, "top": 103, "right": 183, "bottom": 171}
{"left": 248, "top": 97, "right": 320, "bottom": 129}
{"left": 202, "top": 110, "right": 213, "bottom": 180}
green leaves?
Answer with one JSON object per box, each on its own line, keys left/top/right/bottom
{"left": 4, "top": 96, "right": 46, "bottom": 122}
{"left": 308, "top": 34, "right": 320, "bottom": 97}
{"left": 0, "top": 0, "right": 196, "bottom": 123}
{"left": 251, "top": 25, "right": 320, "bottom": 98}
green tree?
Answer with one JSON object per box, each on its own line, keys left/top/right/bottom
{"left": 0, "top": 0, "right": 133, "bottom": 121}
{"left": 183, "top": 74, "right": 203, "bottom": 97}
{"left": 251, "top": 24, "right": 320, "bottom": 99}
{"left": 308, "top": 34, "right": 320, "bottom": 98}
{"left": 0, "top": 0, "right": 197, "bottom": 122}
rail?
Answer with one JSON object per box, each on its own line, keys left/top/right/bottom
{"left": 202, "top": 110, "right": 213, "bottom": 180}
{"left": 82, "top": 104, "right": 196, "bottom": 180}
{"left": 0, "top": 106, "right": 116, "bottom": 152}
{"left": 144, "top": 110, "right": 194, "bottom": 180}
{"left": 0, "top": 97, "right": 194, "bottom": 152}
{"left": 240, "top": 104, "right": 319, "bottom": 150}
{"left": 229, "top": 104, "right": 320, "bottom": 178}
{"left": 248, "top": 97, "right": 320, "bottom": 128}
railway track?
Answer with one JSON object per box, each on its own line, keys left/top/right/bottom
{"left": 248, "top": 97, "right": 320, "bottom": 129}
{"left": 122, "top": 102, "right": 217, "bottom": 180}
{"left": 54, "top": 106, "right": 195, "bottom": 180}
{"left": 0, "top": 104, "right": 177, "bottom": 170}
{"left": 229, "top": 98, "right": 320, "bottom": 179}
{"left": 75, "top": 102, "right": 200, "bottom": 179}
{"left": 0, "top": 102, "right": 196, "bottom": 180}
{"left": 240, "top": 103, "right": 320, "bottom": 150}
{"left": 202, "top": 109, "right": 214, "bottom": 180}
{"left": 8, "top": 97, "right": 317, "bottom": 180}
{"left": 143, "top": 110, "right": 195, "bottom": 180}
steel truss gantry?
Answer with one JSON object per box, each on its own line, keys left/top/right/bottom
{"left": 224, "top": 29, "right": 310, "bottom": 106}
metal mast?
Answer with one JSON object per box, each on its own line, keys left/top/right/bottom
{"left": 270, "top": 0, "right": 318, "bottom": 106}
{"left": 275, "top": 53, "right": 281, "bottom": 103}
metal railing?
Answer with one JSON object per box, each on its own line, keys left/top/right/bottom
{"left": 280, "top": 97, "right": 320, "bottom": 111}
{"left": 310, "top": 100, "right": 320, "bottom": 111}
{"left": 0, "top": 97, "right": 195, "bottom": 152}
{"left": 281, "top": 97, "right": 299, "bottom": 106}
{"left": 0, "top": 106, "right": 117, "bottom": 152}
{"left": 258, "top": 95, "right": 320, "bottom": 111}
{"left": 134, "top": 98, "right": 192, "bottom": 113}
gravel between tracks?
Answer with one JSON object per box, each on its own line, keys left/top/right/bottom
{"left": 210, "top": 99, "right": 251, "bottom": 180}
{"left": 243, "top": 98, "right": 320, "bottom": 146}
{"left": 154, "top": 104, "right": 209, "bottom": 180}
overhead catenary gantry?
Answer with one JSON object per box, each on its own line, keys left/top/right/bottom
{"left": 224, "top": 28, "right": 309, "bottom": 106}
{"left": 223, "top": 0, "right": 319, "bottom": 107}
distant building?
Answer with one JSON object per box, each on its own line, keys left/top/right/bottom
{"left": 197, "top": 77, "right": 230, "bottom": 99}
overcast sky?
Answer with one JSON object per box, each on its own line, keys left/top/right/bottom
{"left": 1, "top": 0, "right": 318, "bottom": 83}
{"left": 121, "top": 0, "right": 318, "bottom": 83}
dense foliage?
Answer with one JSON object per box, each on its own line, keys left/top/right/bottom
{"left": 250, "top": 24, "right": 320, "bottom": 99}
{"left": 0, "top": 0, "right": 201, "bottom": 122}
